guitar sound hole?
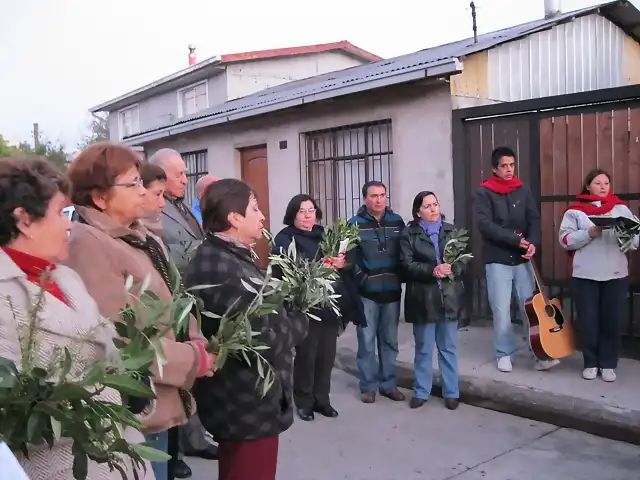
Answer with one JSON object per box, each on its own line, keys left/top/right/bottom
{"left": 545, "top": 303, "right": 566, "bottom": 332}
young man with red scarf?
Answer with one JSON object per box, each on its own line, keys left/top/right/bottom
{"left": 474, "top": 146, "right": 560, "bottom": 373}
{"left": 559, "top": 169, "right": 637, "bottom": 382}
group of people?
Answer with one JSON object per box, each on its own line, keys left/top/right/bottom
{"left": 0, "top": 140, "right": 634, "bottom": 480}
{"left": 475, "top": 146, "right": 635, "bottom": 383}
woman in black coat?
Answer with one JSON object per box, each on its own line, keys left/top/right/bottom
{"left": 185, "top": 179, "right": 309, "bottom": 480}
{"left": 272, "top": 194, "right": 366, "bottom": 422}
{"left": 400, "top": 191, "right": 467, "bottom": 411}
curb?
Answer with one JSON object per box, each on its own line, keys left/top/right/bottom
{"left": 334, "top": 346, "right": 640, "bottom": 446}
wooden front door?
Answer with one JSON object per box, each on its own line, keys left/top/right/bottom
{"left": 240, "top": 145, "right": 271, "bottom": 268}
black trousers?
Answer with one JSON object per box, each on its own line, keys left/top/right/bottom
{"left": 293, "top": 319, "right": 339, "bottom": 409}
{"left": 573, "top": 276, "right": 627, "bottom": 369}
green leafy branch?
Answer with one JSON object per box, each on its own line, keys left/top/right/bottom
{"left": 319, "top": 217, "right": 360, "bottom": 258}
{"left": 442, "top": 228, "right": 474, "bottom": 280}
{"left": 0, "top": 280, "right": 169, "bottom": 480}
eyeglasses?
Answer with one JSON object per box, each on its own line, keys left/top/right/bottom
{"left": 298, "top": 208, "right": 316, "bottom": 215}
{"left": 113, "top": 179, "right": 144, "bottom": 189}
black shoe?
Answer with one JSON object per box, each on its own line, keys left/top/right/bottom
{"left": 409, "top": 397, "right": 425, "bottom": 409}
{"left": 183, "top": 444, "right": 218, "bottom": 460}
{"left": 169, "top": 459, "right": 192, "bottom": 479}
{"left": 297, "top": 408, "right": 314, "bottom": 421}
{"left": 445, "top": 398, "right": 459, "bottom": 410}
{"left": 314, "top": 404, "right": 339, "bottom": 418}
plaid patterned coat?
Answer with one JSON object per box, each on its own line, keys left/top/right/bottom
{"left": 185, "top": 234, "right": 309, "bottom": 442}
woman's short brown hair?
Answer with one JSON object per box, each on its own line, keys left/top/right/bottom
{"left": 140, "top": 162, "right": 167, "bottom": 188}
{"left": 68, "top": 141, "right": 141, "bottom": 207}
{"left": 202, "top": 178, "right": 254, "bottom": 233}
{"left": 0, "top": 156, "right": 70, "bottom": 246}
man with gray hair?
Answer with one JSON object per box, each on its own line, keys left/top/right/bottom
{"left": 192, "top": 175, "right": 220, "bottom": 224}
{"left": 148, "top": 148, "right": 217, "bottom": 478}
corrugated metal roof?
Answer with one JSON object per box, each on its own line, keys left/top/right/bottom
{"left": 124, "top": 0, "right": 640, "bottom": 143}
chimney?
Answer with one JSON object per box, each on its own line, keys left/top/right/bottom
{"left": 188, "top": 44, "right": 196, "bottom": 65}
{"left": 544, "top": 0, "right": 562, "bottom": 18}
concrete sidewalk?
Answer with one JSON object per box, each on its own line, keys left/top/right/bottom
{"left": 334, "top": 321, "right": 640, "bottom": 445}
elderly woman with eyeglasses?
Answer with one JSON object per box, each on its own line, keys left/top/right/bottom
{"left": 63, "top": 142, "right": 216, "bottom": 480}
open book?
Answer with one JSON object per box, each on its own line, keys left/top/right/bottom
{"left": 588, "top": 216, "right": 639, "bottom": 229}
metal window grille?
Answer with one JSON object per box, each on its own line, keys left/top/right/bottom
{"left": 181, "top": 149, "right": 208, "bottom": 207}
{"left": 300, "top": 120, "right": 393, "bottom": 225}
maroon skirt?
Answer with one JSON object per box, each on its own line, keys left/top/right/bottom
{"left": 218, "top": 435, "right": 279, "bottom": 480}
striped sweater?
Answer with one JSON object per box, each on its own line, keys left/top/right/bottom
{"left": 348, "top": 206, "right": 406, "bottom": 303}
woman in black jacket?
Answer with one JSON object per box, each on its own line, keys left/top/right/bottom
{"left": 400, "top": 191, "right": 467, "bottom": 411}
{"left": 273, "top": 194, "right": 366, "bottom": 422}
{"left": 185, "top": 179, "right": 309, "bottom": 480}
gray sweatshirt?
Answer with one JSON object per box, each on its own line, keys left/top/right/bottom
{"left": 558, "top": 203, "right": 638, "bottom": 281}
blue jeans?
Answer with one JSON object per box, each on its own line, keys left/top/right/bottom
{"left": 356, "top": 297, "right": 400, "bottom": 393}
{"left": 145, "top": 430, "right": 169, "bottom": 480}
{"left": 485, "top": 262, "right": 535, "bottom": 358}
{"left": 413, "top": 320, "right": 459, "bottom": 400}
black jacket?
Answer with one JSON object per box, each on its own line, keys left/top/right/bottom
{"left": 272, "top": 225, "right": 367, "bottom": 327}
{"left": 185, "top": 234, "right": 309, "bottom": 442}
{"left": 473, "top": 183, "right": 540, "bottom": 266}
{"left": 400, "top": 221, "right": 468, "bottom": 324}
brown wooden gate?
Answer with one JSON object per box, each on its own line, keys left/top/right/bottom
{"left": 452, "top": 85, "right": 640, "bottom": 340}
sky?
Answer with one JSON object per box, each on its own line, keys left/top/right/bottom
{"left": 1, "top": 0, "right": 637, "bottom": 150}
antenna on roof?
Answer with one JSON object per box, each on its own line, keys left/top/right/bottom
{"left": 470, "top": 2, "right": 478, "bottom": 43}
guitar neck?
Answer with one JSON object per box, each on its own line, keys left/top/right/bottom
{"left": 529, "top": 259, "right": 548, "bottom": 302}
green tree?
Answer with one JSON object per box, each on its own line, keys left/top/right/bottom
{"left": 78, "top": 113, "right": 109, "bottom": 149}
{"left": 0, "top": 135, "right": 19, "bottom": 157}
{"left": 0, "top": 134, "right": 69, "bottom": 171}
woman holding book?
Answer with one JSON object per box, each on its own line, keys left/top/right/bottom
{"left": 559, "top": 168, "right": 638, "bottom": 382}
{"left": 0, "top": 156, "right": 154, "bottom": 479}
{"left": 399, "top": 191, "right": 466, "bottom": 410}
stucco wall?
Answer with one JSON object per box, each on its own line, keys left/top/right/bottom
{"left": 144, "top": 82, "right": 454, "bottom": 232}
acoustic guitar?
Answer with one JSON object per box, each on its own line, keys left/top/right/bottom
{"left": 524, "top": 260, "right": 576, "bottom": 360}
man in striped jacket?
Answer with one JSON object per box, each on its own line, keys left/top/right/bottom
{"left": 348, "top": 181, "right": 406, "bottom": 404}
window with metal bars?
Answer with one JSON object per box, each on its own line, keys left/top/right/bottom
{"left": 300, "top": 120, "right": 393, "bottom": 225}
{"left": 181, "top": 149, "right": 208, "bottom": 207}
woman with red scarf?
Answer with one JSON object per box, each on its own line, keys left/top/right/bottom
{"left": 559, "top": 168, "right": 638, "bottom": 382}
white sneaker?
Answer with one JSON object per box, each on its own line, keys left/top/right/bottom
{"left": 582, "top": 367, "right": 598, "bottom": 380}
{"left": 497, "top": 356, "right": 513, "bottom": 372}
{"left": 601, "top": 368, "right": 617, "bottom": 382}
{"left": 534, "top": 359, "right": 560, "bottom": 371}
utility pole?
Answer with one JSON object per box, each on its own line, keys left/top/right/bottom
{"left": 33, "top": 123, "right": 40, "bottom": 149}
{"left": 470, "top": 2, "right": 478, "bottom": 43}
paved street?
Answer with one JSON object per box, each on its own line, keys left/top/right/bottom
{"left": 186, "top": 369, "right": 640, "bottom": 480}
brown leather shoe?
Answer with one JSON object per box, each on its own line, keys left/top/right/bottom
{"left": 445, "top": 398, "right": 459, "bottom": 410}
{"left": 361, "top": 391, "right": 376, "bottom": 403}
{"left": 380, "top": 389, "right": 406, "bottom": 402}
{"left": 409, "top": 397, "right": 425, "bottom": 409}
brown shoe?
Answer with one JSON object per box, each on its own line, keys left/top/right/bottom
{"left": 445, "top": 398, "right": 459, "bottom": 410}
{"left": 380, "top": 389, "right": 406, "bottom": 402}
{"left": 409, "top": 397, "right": 425, "bottom": 409}
{"left": 361, "top": 391, "right": 376, "bottom": 404}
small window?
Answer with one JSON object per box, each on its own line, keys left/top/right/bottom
{"left": 178, "top": 81, "right": 208, "bottom": 117}
{"left": 118, "top": 105, "right": 140, "bottom": 140}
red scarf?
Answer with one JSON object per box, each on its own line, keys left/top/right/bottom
{"left": 480, "top": 175, "right": 524, "bottom": 195}
{"left": 565, "top": 193, "right": 626, "bottom": 216}
{"left": 2, "top": 247, "right": 68, "bottom": 305}
{"left": 561, "top": 193, "right": 626, "bottom": 265}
